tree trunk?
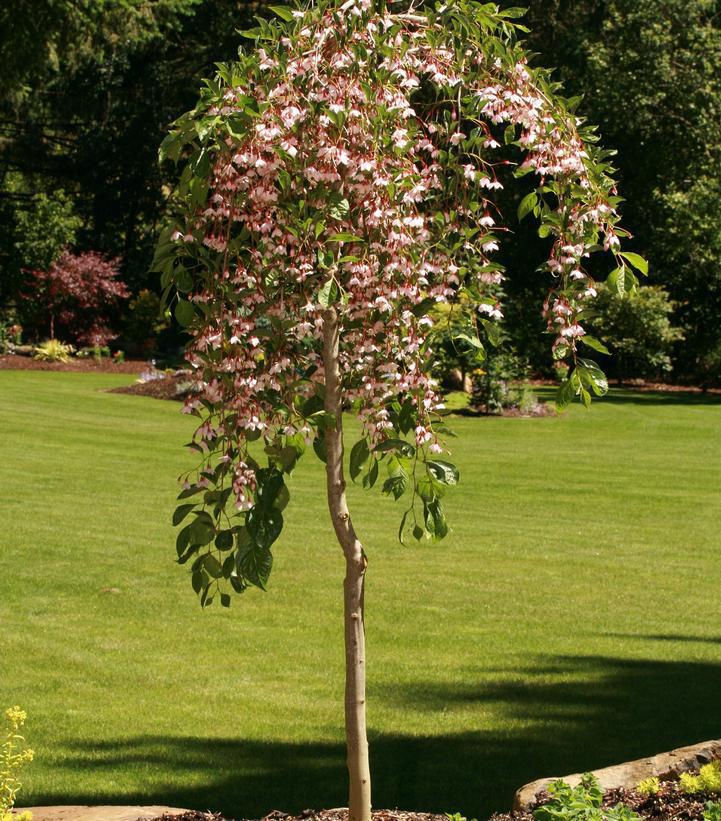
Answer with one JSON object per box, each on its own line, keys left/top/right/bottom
{"left": 322, "top": 306, "right": 372, "bottom": 821}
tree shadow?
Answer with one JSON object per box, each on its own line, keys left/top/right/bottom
{"left": 595, "top": 389, "right": 721, "bottom": 407}
{"left": 35, "top": 655, "right": 721, "bottom": 820}
{"left": 603, "top": 632, "right": 721, "bottom": 646}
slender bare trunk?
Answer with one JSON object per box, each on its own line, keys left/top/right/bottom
{"left": 322, "top": 306, "right": 372, "bottom": 821}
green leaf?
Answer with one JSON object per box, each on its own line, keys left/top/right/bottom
{"left": 172, "top": 503, "right": 196, "bottom": 526}
{"left": 362, "top": 458, "right": 379, "bottom": 489}
{"left": 328, "top": 198, "right": 350, "bottom": 220}
{"left": 236, "top": 543, "right": 273, "bottom": 590}
{"left": 246, "top": 506, "right": 283, "bottom": 550}
{"left": 606, "top": 265, "right": 626, "bottom": 296}
{"left": 577, "top": 358, "right": 609, "bottom": 396}
{"left": 556, "top": 372, "right": 578, "bottom": 411}
{"left": 374, "top": 438, "right": 416, "bottom": 457}
{"left": 269, "top": 4, "right": 294, "bottom": 21}
{"left": 204, "top": 554, "right": 223, "bottom": 579}
{"left": 517, "top": 191, "right": 538, "bottom": 221}
{"left": 175, "top": 299, "right": 195, "bottom": 326}
{"left": 215, "top": 530, "right": 234, "bottom": 551}
{"left": 581, "top": 335, "right": 611, "bottom": 355}
{"left": 188, "top": 515, "right": 215, "bottom": 546}
{"left": 455, "top": 331, "right": 484, "bottom": 350}
{"left": 220, "top": 593, "right": 231, "bottom": 608}
{"left": 176, "top": 523, "right": 192, "bottom": 556}
{"left": 427, "top": 460, "right": 459, "bottom": 485}
{"left": 424, "top": 498, "right": 448, "bottom": 539}
{"left": 382, "top": 460, "right": 408, "bottom": 500}
{"left": 313, "top": 431, "right": 327, "bottom": 463}
{"left": 349, "top": 438, "right": 370, "bottom": 482}
{"left": 317, "top": 279, "right": 338, "bottom": 307}
{"left": 327, "top": 233, "right": 364, "bottom": 243}
{"left": 619, "top": 251, "right": 648, "bottom": 275}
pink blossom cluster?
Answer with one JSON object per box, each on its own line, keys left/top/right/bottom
{"left": 169, "top": 1, "right": 624, "bottom": 506}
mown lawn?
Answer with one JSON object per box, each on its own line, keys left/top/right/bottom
{"left": 1, "top": 371, "right": 720, "bottom": 819}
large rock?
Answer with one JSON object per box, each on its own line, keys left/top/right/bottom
{"left": 12, "top": 806, "right": 192, "bottom": 821}
{"left": 514, "top": 738, "right": 721, "bottom": 811}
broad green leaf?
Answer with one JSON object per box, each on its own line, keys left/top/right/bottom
{"left": 349, "top": 438, "right": 370, "bottom": 482}
{"left": 327, "top": 233, "right": 364, "bottom": 243}
{"left": 428, "top": 460, "right": 459, "bottom": 485}
{"left": 269, "top": 5, "right": 294, "bottom": 21}
{"left": 581, "top": 335, "right": 610, "bottom": 355}
{"left": 619, "top": 251, "right": 648, "bottom": 275}
{"left": 556, "top": 372, "right": 578, "bottom": 411}
{"left": 175, "top": 299, "right": 195, "bottom": 326}
{"left": 204, "top": 554, "right": 223, "bottom": 579}
{"left": 374, "top": 438, "right": 415, "bottom": 457}
{"left": 362, "top": 458, "right": 379, "bottom": 489}
{"left": 236, "top": 543, "right": 273, "bottom": 590}
{"left": 317, "top": 278, "right": 338, "bottom": 307}
{"left": 172, "top": 503, "right": 196, "bottom": 526}
{"left": 606, "top": 265, "right": 626, "bottom": 296}
{"left": 215, "top": 530, "right": 234, "bottom": 550}
{"left": 517, "top": 191, "right": 538, "bottom": 221}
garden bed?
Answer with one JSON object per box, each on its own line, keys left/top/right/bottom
{"left": 0, "top": 354, "right": 148, "bottom": 374}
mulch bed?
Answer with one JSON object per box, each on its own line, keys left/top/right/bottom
{"left": 146, "top": 811, "right": 449, "bottom": 821}
{"left": 489, "top": 782, "right": 714, "bottom": 820}
{"left": 109, "top": 371, "right": 193, "bottom": 401}
{"left": 0, "top": 354, "right": 149, "bottom": 373}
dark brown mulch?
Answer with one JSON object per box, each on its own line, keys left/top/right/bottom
{"left": 109, "top": 371, "right": 194, "bottom": 401}
{"left": 489, "top": 782, "right": 715, "bottom": 820}
{"left": 145, "top": 810, "right": 450, "bottom": 821}
{"left": 0, "top": 354, "right": 149, "bottom": 373}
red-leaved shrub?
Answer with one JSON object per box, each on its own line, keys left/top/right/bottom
{"left": 31, "top": 251, "right": 129, "bottom": 345}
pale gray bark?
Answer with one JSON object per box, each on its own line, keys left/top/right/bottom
{"left": 322, "top": 306, "right": 371, "bottom": 821}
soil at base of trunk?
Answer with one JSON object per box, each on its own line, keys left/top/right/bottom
{"left": 146, "top": 811, "right": 449, "bottom": 821}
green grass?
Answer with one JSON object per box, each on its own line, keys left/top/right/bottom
{"left": 1, "top": 371, "right": 721, "bottom": 819}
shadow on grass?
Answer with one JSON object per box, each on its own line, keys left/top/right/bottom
{"left": 37, "top": 655, "right": 721, "bottom": 820}
{"left": 595, "top": 389, "right": 721, "bottom": 407}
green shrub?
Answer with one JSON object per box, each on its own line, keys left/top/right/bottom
{"left": 470, "top": 350, "right": 533, "bottom": 415}
{"left": 636, "top": 777, "right": 660, "bottom": 797}
{"left": 0, "top": 707, "right": 33, "bottom": 821}
{"left": 589, "top": 285, "right": 683, "bottom": 382}
{"left": 680, "top": 761, "right": 721, "bottom": 794}
{"left": 533, "top": 773, "right": 641, "bottom": 820}
{"left": 33, "top": 339, "right": 74, "bottom": 362}
{"left": 122, "top": 289, "right": 169, "bottom": 356}
{"left": 76, "top": 344, "right": 111, "bottom": 361}
{"left": 704, "top": 799, "right": 721, "bottom": 821}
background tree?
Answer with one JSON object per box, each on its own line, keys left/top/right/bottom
{"left": 518, "top": 0, "right": 721, "bottom": 382}
{"left": 159, "top": 1, "right": 632, "bottom": 818}
{"left": 589, "top": 286, "right": 684, "bottom": 383}
{"left": 30, "top": 250, "right": 129, "bottom": 344}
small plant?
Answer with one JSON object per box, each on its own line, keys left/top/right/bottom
{"left": 76, "top": 344, "right": 111, "bottom": 361}
{"left": 471, "top": 349, "right": 532, "bottom": 415}
{"left": 0, "top": 706, "right": 33, "bottom": 821}
{"left": 636, "top": 777, "right": 660, "bottom": 797}
{"left": 704, "top": 799, "right": 721, "bottom": 821}
{"left": 0, "top": 320, "right": 22, "bottom": 353}
{"left": 680, "top": 761, "right": 721, "bottom": 794}
{"left": 113, "top": 350, "right": 125, "bottom": 364}
{"left": 33, "top": 339, "right": 74, "bottom": 362}
{"left": 533, "top": 773, "right": 641, "bottom": 820}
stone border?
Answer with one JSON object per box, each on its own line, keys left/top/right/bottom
{"left": 12, "top": 806, "right": 192, "bottom": 821}
{"left": 514, "top": 738, "right": 721, "bottom": 810}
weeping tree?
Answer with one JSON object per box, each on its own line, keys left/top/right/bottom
{"left": 154, "top": 1, "right": 642, "bottom": 818}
